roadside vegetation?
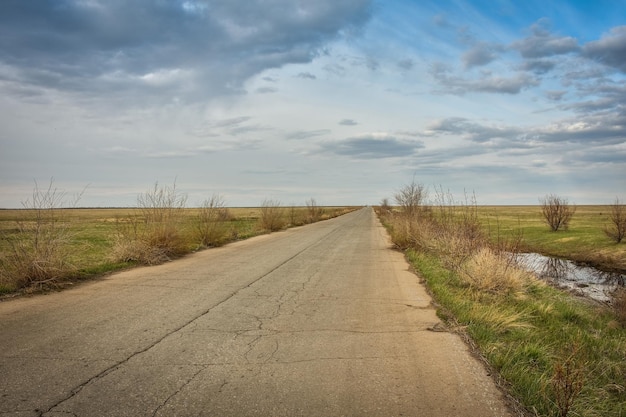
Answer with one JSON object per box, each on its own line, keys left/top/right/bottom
{"left": 0, "top": 181, "right": 357, "bottom": 295}
{"left": 378, "top": 181, "right": 625, "bottom": 417}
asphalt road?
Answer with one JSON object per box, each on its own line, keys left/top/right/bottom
{"left": 0, "top": 207, "right": 513, "bottom": 417}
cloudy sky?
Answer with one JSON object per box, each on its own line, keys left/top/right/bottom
{"left": 1, "top": 0, "right": 625, "bottom": 207}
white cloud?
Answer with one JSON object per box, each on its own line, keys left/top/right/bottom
{"left": 318, "top": 133, "right": 423, "bottom": 159}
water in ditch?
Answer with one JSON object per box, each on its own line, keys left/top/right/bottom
{"left": 515, "top": 253, "right": 625, "bottom": 302}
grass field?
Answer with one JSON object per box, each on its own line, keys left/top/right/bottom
{"left": 477, "top": 205, "right": 626, "bottom": 272}
{"left": 0, "top": 206, "right": 357, "bottom": 294}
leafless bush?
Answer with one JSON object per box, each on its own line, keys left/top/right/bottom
{"left": 196, "top": 194, "right": 231, "bottom": 247}
{"left": 305, "top": 198, "right": 324, "bottom": 223}
{"left": 259, "top": 199, "right": 285, "bottom": 232}
{"left": 0, "top": 180, "right": 82, "bottom": 289}
{"left": 378, "top": 198, "right": 391, "bottom": 215}
{"left": 548, "top": 343, "right": 586, "bottom": 417}
{"left": 287, "top": 205, "right": 304, "bottom": 227}
{"left": 604, "top": 197, "right": 626, "bottom": 243}
{"left": 112, "top": 181, "right": 188, "bottom": 264}
{"left": 428, "top": 187, "right": 485, "bottom": 269}
{"left": 540, "top": 194, "right": 576, "bottom": 232}
{"left": 395, "top": 180, "right": 428, "bottom": 218}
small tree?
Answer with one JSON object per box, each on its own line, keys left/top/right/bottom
{"left": 395, "top": 180, "right": 428, "bottom": 218}
{"left": 540, "top": 194, "right": 576, "bottom": 232}
{"left": 604, "top": 197, "right": 626, "bottom": 243}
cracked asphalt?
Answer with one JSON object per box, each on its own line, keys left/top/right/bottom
{"left": 0, "top": 207, "right": 514, "bottom": 417}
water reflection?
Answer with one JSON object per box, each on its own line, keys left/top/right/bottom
{"left": 515, "top": 253, "right": 625, "bottom": 302}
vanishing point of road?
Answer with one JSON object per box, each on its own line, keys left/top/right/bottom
{"left": 1, "top": 207, "right": 514, "bottom": 416}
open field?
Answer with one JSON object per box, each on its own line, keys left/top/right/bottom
{"left": 0, "top": 206, "right": 359, "bottom": 294}
{"left": 476, "top": 205, "right": 626, "bottom": 272}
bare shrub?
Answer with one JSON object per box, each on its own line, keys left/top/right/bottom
{"left": 429, "top": 187, "right": 486, "bottom": 269}
{"left": 378, "top": 198, "right": 392, "bottom": 216}
{"left": 0, "top": 180, "right": 82, "bottom": 289}
{"left": 196, "top": 194, "right": 231, "bottom": 247}
{"left": 259, "top": 199, "right": 285, "bottom": 232}
{"left": 395, "top": 180, "right": 428, "bottom": 218}
{"left": 541, "top": 194, "right": 576, "bottom": 232}
{"left": 305, "top": 198, "right": 324, "bottom": 223}
{"left": 287, "top": 205, "right": 304, "bottom": 227}
{"left": 112, "top": 181, "right": 188, "bottom": 264}
{"left": 548, "top": 343, "right": 586, "bottom": 417}
{"left": 604, "top": 197, "right": 626, "bottom": 243}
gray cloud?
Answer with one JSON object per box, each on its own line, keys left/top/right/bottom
{"left": 583, "top": 26, "right": 626, "bottom": 72}
{"left": 339, "top": 119, "right": 358, "bottom": 126}
{"left": 297, "top": 72, "right": 317, "bottom": 80}
{"left": 424, "top": 110, "right": 626, "bottom": 147}
{"left": 511, "top": 19, "right": 579, "bottom": 58}
{"left": 397, "top": 59, "right": 415, "bottom": 71}
{"left": 319, "top": 134, "right": 422, "bottom": 159}
{"left": 255, "top": 86, "right": 278, "bottom": 94}
{"left": 521, "top": 59, "right": 556, "bottom": 74}
{"left": 431, "top": 65, "right": 539, "bottom": 95}
{"left": 462, "top": 43, "right": 499, "bottom": 68}
{"left": 0, "top": 0, "right": 372, "bottom": 103}
{"left": 212, "top": 116, "right": 253, "bottom": 128}
{"left": 423, "top": 118, "right": 523, "bottom": 144}
{"left": 545, "top": 90, "right": 566, "bottom": 101}
{"left": 287, "top": 130, "right": 331, "bottom": 140}
{"left": 534, "top": 111, "right": 626, "bottom": 145}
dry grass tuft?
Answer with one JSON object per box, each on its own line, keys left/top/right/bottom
{"left": 471, "top": 305, "right": 534, "bottom": 333}
{"left": 460, "top": 248, "right": 531, "bottom": 294}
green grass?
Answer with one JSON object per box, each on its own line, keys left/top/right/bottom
{"left": 408, "top": 249, "right": 626, "bottom": 417}
{"left": 477, "top": 206, "right": 626, "bottom": 272}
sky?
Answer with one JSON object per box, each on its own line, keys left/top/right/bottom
{"left": 1, "top": 0, "right": 625, "bottom": 208}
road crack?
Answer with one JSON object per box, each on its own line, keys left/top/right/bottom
{"left": 151, "top": 365, "right": 206, "bottom": 417}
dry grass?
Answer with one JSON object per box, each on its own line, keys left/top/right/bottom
{"left": 460, "top": 247, "right": 532, "bottom": 294}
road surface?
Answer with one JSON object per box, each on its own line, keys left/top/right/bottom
{"left": 0, "top": 207, "right": 514, "bottom": 416}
